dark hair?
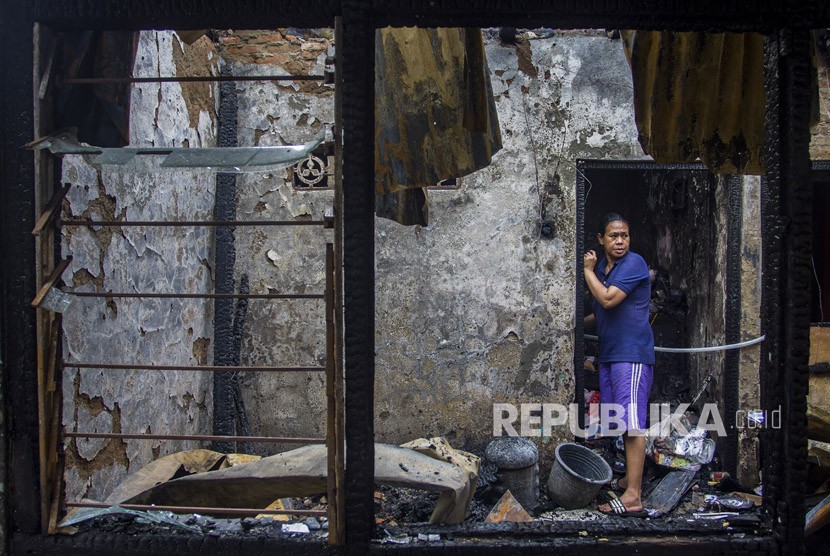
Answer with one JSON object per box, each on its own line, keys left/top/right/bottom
{"left": 598, "top": 212, "right": 628, "bottom": 235}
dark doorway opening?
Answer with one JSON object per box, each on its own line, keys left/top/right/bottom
{"left": 576, "top": 160, "right": 720, "bottom": 426}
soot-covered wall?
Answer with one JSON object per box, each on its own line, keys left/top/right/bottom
{"left": 59, "top": 27, "right": 770, "bottom": 501}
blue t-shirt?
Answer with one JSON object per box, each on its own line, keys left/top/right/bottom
{"left": 592, "top": 251, "right": 655, "bottom": 364}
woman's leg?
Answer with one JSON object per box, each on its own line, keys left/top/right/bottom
{"left": 599, "top": 362, "right": 652, "bottom": 512}
{"left": 620, "top": 432, "right": 646, "bottom": 510}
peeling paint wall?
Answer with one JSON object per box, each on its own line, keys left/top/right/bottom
{"left": 60, "top": 27, "right": 772, "bottom": 499}
{"left": 224, "top": 30, "right": 763, "bottom": 472}
{"left": 221, "top": 32, "right": 644, "bottom": 462}
{"left": 219, "top": 29, "right": 335, "bottom": 452}
{"left": 216, "top": 30, "right": 647, "bottom": 466}
{"left": 61, "top": 31, "right": 219, "bottom": 502}
{"left": 373, "top": 31, "right": 646, "bottom": 462}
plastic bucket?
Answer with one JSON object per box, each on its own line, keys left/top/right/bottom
{"left": 547, "top": 442, "right": 613, "bottom": 509}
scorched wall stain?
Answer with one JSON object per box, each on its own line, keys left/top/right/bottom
{"left": 60, "top": 27, "right": 771, "bottom": 497}
{"left": 372, "top": 31, "right": 646, "bottom": 462}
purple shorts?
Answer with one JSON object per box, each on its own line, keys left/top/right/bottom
{"left": 598, "top": 362, "right": 653, "bottom": 432}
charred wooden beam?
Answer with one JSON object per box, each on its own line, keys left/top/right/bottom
{"left": 761, "top": 27, "right": 812, "bottom": 552}
{"left": 337, "top": 6, "right": 377, "bottom": 546}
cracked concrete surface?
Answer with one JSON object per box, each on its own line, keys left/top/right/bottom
{"left": 59, "top": 28, "right": 769, "bottom": 499}
{"left": 61, "top": 31, "right": 219, "bottom": 502}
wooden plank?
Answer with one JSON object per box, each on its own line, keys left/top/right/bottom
{"left": 46, "top": 317, "right": 60, "bottom": 393}
{"left": 332, "top": 20, "right": 346, "bottom": 542}
{"left": 806, "top": 492, "right": 830, "bottom": 536}
{"left": 32, "top": 184, "right": 73, "bottom": 235}
{"left": 46, "top": 381, "right": 62, "bottom": 535}
{"left": 325, "top": 243, "right": 339, "bottom": 545}
{"left": 44, "top": 314, "right": 62, "bottom": 534}
{"left": 37, "top": 36, "right": 58, "bottom": 100}
{"left": 31, "top": 256, "right": 72, "bottom": 308}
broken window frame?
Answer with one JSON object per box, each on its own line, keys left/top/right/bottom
{"left": 6, "top": 2, "right": 819, "bottom": 554}
{"left": 29, "top": 24, "right": 345, "bottom": 543}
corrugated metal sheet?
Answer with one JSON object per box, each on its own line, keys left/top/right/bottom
{"left": 374, "top": 27, "right": 502, "bottom": 225}
{"left": 622, "top": 31, "right": 766, "bottom": 175}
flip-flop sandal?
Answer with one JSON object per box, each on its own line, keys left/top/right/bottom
{"left": 607, "top": 478, "right": 624, "bottom": 492}
{"left": 600, "top": 497, "right": 649, "bottom": 518}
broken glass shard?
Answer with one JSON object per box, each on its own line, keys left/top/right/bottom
{"left": 40, "top": 287, "right": 75, "bottom": 313}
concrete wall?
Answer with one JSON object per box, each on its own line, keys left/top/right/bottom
{"left": 811, "top": 38, "right": 830, "bottom": 160}
{"left": 188, "top": 30, "right": 651, "bottom": 465}
{"left": 60, "top": 31, "right": 219, "bottom": 502}
{"left": 220, "top": 29, "right": 335, "bottom": 450}
{"left": 372, "top": 31, "right": 646, "bottom": 459}
{"left": 60, "top": 28, "right": 773, "bottom": 498}
{"left": 738, "top": 176, "right": 762, "bottom": 487}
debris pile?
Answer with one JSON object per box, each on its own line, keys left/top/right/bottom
{"left": 58, "top": 432, "right": 769, "bottom": 542}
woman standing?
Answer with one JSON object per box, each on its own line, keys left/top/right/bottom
{"left": 584, "top": 213, "right": 654, "bottom": 517}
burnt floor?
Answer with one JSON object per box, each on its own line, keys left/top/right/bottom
{"left": 12, "top": 485, "right": 778, "bottom": 556}
{"left": 11, "top": 524, "right": 776, "bottom": 556}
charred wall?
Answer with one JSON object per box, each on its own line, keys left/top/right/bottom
{"left": 57, "top": 27, "right": 773, "bottom": 499}
{"left": 198, "top": 29, "right": 650, "bottom": 469}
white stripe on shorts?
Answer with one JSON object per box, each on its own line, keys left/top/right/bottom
{"left": 630, "top": 363, "right": 641, "bottom": 429}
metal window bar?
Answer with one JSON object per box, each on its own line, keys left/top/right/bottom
{"left": 64, "top": 363, "right": 325, "bottom": 372}
{"left": 59, "top": 219, "right": 326, "bottom": 227}
{"left": 59, "top": 74, "right": 326, "bottom": 85}
{"left": 66, "top": 292, "right": 324, "bottom": 299}
{"left": 64, "top": 432, "right": 325, "bottom": 444}
{"left": 34, "top": 219, "right": 341, "bottom": 538}
{"left": 52, "top": 242, "right": 340, "bottom": 534}
{"left": 58, "top": 242, "right": 341, "bottom": 530}
{"left": 64, "top": 501, "right": 326, "bottom": 517}
{"left": 31, "top": 40, "right": 343, "bottom": 541}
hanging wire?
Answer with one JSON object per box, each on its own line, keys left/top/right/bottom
{"left": 519, "top": 94, "right": 543, "bottom": 222}
{"left": 578, "top": 166, "right": 594, "bottom": 204}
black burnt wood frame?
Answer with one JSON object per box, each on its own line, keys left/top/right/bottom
{"left": 760, "top": 27, "right": 813, "bottom": 554}
{"left": 2, "top": 1, "right": 822, "bottom": 554}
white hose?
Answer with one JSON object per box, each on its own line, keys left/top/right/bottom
{"left": 583, "top": 334, "right": 765, "bottom": 353}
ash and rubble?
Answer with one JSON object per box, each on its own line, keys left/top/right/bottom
{"left": 63, "top": 435, "right": 765, "bottom": 544}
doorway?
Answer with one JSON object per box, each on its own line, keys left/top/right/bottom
{"left": 575, "top": 160, "right": 721, "bottom": 431}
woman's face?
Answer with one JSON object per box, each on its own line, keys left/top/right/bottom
{"left": 597, "top": 220, "right": 630, "bottom": 263}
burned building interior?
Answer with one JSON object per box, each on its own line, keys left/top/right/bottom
{"left": 2, "top": 2, "right": 830, "bottom": 556}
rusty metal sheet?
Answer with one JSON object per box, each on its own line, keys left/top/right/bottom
{"left": 622, "top": 31, "right": 767, "bottom": 175}
{"left": 484, "top": 490, "right": 533, "bottom": 523}
{"left": 374, "top": 27, "right": 502, "bottom": 225}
